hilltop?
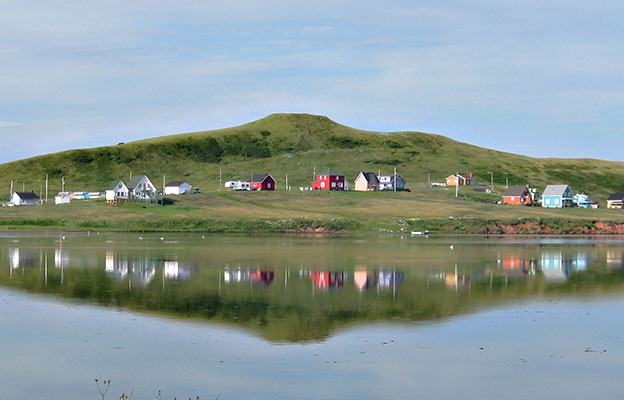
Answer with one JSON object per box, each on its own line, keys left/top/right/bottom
{"left": 2, "top": 113, "right": 623, "bottom": 199}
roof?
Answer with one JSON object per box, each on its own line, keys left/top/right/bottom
{"left": 357, "top": 172, "right": 378, "bottom": 182}
{"left": 607, "top": 193, "right": 624, "bottom": 201}
{"left": 106, "top": 180, "right": 124, "bottom": 190}
{"left": 319, "top": 169, "right": 343, "bottom": 177}
{"left": 250, "top": 173, "right": 274, "bottom": 183}
{"left": 543, "top": 185, "right": 571, "bottom": 196}
{"left": 15, "top": 192, "right": 40, "bottom": 200}
{"left": 166, "top": 181, "right": 189, "bottom": 187}
{"left": 503, "top": 185, "right": 529, "bottom": 197}
{"left": 127, "top": 175, "right": 148, "bottom": 189}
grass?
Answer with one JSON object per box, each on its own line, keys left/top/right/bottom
{"left": 3, "top": 188, "right": 624, "bottom": 233}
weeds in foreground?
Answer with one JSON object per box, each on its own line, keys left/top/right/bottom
{"left": 96, "top": 378, "right": 207, "bottom": 400}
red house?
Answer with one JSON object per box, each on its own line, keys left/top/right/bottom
{"left": 502, "top": 185, "right": 532, "bottom": 205}
{"left": 250, "top": 173, "right": 276, "bottom": 191}
{"left": 311, "top": 169, "right": 346, "bottom": 190}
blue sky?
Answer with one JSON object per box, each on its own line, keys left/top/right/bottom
{"left": 1, "top": 1, "right": 623, "bottom": 163}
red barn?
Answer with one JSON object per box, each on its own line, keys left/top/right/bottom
{"left": 502, "top": 185, "right": 531, "bottom": 205}
{"left": 250, "top": 173, "right": 276, "bottom": 191}
{"left": 311, "top": 169, "right": 346, "bottom": 190}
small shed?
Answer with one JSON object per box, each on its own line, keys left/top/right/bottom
{"left": 250, "top": 174, "right": 276, "bottom": 191}
{"left": 55, "top": 192, "right": 71, "bottom": 205}
{"left": 11, "top": 192, "right": 40, "bottom": 206}
{"left": 445, "top": 173, "right": 477, "bottom": 186}
{"left": 164, "top": 181, "right": 192, "bottom": 195}
{"left": 502, "top": 185, "right": 532, "bottom": 205}
{"left": 354, "top": 172, "right": 379, "bottom": 191}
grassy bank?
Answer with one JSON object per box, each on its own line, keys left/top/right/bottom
{"left": 3, "top": 188, "right": 624, "bottom": 234}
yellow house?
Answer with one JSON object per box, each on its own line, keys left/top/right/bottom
{"left": 354, "top": 172, "right": 379, "bottom": 191}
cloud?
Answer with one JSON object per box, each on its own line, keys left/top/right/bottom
{"left": 0, "top": 121, "right": 20, "bottom": 128}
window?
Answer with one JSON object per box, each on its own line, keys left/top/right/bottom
{"left": 545, "top": 199, "right": 550, "bottom": 205}
{"left": 267, "top": 183, "right": 271, "bottom": 188}
{"left": 331, "top": 182, "right": 335, "bottom": 188}
{"left": 555, "top": 199, "right": 560, "bottom": 205}
{"left": 511, "top": 197, "right": 515, "bottom": 201}
{"left": 338, "top": 182, "right": 343, "bottom": 188}
{"left": 321, "top": 182, "right": 326, "bottom": 188}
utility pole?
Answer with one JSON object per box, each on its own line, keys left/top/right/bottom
{"left": 455, "top": 172, "right": 459, "bottom": 198}
{"left": 163, "top": 174, "right": 166, "bottom": 193}
{"left": 61, "top": 176, "right": 65, "bottom": 193}
{"left": 428, "top": 173, "right": 431, "bottom": 187}
{"left": 394, "top": 167, "right": 397, "bottom": 192}
{"left": 22, "top": 181, "right": 25, "bottom": 192}
{"left": 490, "top": 172, "right": 494, "bottom": 192}
{"left": 285, "top": 174, "right": 288, "bottom": 190}
{"left": 219, "top": 168, "right": 222, "bottom": 191}
{"left": 313, "top": 166, "right": 316, "bottom": 180}
{"left": 506, "top": 178, "right": 509, "bottom": 189}
{"left": 45, "top": 174, "right": 48, "bottom": 203}
{"left": 10, "top": 180, "right": 13, "bottom": 198}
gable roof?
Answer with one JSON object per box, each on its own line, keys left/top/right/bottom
{"left": 127, "top": 175, "right": 151, "bottom": 189}
{"left": 251, "top": 173, "right": 275, "bottom": 183}
{"left": 165, "top": 181, "right": 189, "bottom": 187}
{"left": 15, "top": 192, "right": 40, "bottom": 200}
{"left": 543, "top": 185, "right": 571, "bottom": 196}
{"left": 357, "top": 172, "right": 378, "bottom": 182}
{"left": 319, "top": 169, "right": 343, "bottom": 177}
{"left": 607, "top": 193, "right": 624, "bottom": 201}
{"left": 106, "top": 180, "right": 124, "bottom": 191}
{"left": 503, "top": 185, "right": 529, "bottom": 197}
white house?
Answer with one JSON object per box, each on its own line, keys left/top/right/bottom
{"left": 105, "top": 180, "right": 129, "bottom": 204}
{"left": 127, "top": 175, "right": 157, "bottom": 201}
{"left": 164, "top": 181, "right": 192, "bottom": 195}
{"left": 54, "top": 192, "right": 71, "bottom": 205}
{"left": 10, "top": 192, "right": 40, "bottom": 206}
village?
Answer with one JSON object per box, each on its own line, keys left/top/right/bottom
{"left": 4, "top": 168, "right": 624, "bottom": 211}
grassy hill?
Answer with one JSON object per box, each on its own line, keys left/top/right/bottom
{"left": 2, "top": 113, "right": 624, "bottom": 233}
{"left": 2, "top": 113, "right": 624, "bottom": 199}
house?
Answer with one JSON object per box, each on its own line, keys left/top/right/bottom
{"left": 127, "top": 175, "right": 157, "bottom": 201}
{"left": 250, "top": 173, "right": 276, "bottom": 191}
{"left": 502, "top": 185, "right": 532, "bottom": 205}
{"left": 10, "top": 192, "right": 39, "bottom": 206}
{"left": 54, "top": 192, "right": 71, "bottom": 205}
{"left": 542, "top": 185, "right": 574, "bottom": 208}
{"left": 573, "top": 193, "right": 598, "bottom": 209}
{"left": 105, "top": 180, "right": 129, "bottom": 204}
{"left": 445, "top": 173, "right": 477, "bottom": 186}
{"left": 164, "top": 181, "right": 192, "bottom": 195}
{"left": 354, "top": 172, "right": 379, "bottom": 191}
{"left": 379, "top": 174, "right": 406, "bottom": 191}
{"left": 311, "top": 169, "right": 346, "bottom": 190}
{"left": 225, "top": 181, "right": 251, "bottom": 191}
{"left": 606, "top": 194, "right": 624, "bottom": 209}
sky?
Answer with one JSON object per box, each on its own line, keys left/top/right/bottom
{"left": 1, "top": 1, "right": 623, "bottom": 163}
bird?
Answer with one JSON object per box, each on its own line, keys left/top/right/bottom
{"left": 160, "top": 237, "right": 164, "bottom": 240}
{"left": 138, "top": 236, "right": 143, "bottom": 240}
{"left": 62, "top": 235, "right": 66, "bottom": 240}
{"left": 449, "top": 245, "right": 454, "bottom": 250}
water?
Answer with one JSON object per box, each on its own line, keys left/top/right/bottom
{"left": 1, "top": 232, "right": 624, "bottom": 399}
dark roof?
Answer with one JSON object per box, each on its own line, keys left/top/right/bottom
{"left": 358, "top": 172, "right": 378, "bottom": 182}
{"left": 607, "top": 193, "right": 624, "bottom": 201}
{"left": 250, "top": 173, "right": 274, "bottom": 183}
{"left": 166, "top": 181, "right": 189, "bottom": 187}
{"left": 503, "top": 185, "right": 529, "bottom": 197}
{"left": 15, "top": 192, "right": 40, "bottom": 200}
{"left": 320, "top": 169, "right": 343, "bottom": 177}
{"left": 127, "top": 175, "right": 148, "bottom": 189}
{"left": 106, "top": 180, "right": 124, "bottom": 190}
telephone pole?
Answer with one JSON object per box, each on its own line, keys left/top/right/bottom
{"left": 455, "top": 172, "right": 459, "bottom": 198}
{"left": 219, "top": 168, "right": 222, "bottom": 191}
{"left": 45, "top": 174, "right": 48, "bottom": 202}
{"left": 285, "top": 174, "right": 288, "bottom": 190}
{"left": 490, "top": 172, "right": 494, "bottom": 192}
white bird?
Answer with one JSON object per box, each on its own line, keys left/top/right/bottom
{"left": 139, "top": 236, "right": 143, "bottom": 240}
{"left": 449, "top": 245, "right": 454, "bottom": 250}
{"left": 160, "top": 237, "right": 164, "bottom": 240}
{"left": 202, "top": 235, "right": 205, "bottom": 239}
{"left": 62, "top": 235, "right": 66, "bottom": 240}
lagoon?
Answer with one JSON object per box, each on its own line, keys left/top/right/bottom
{"left": 1, "top": 233, "right": 624, "bottom": 399}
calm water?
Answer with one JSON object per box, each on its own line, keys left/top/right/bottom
{"left": 1, "top": 233, "right": 624, "bottom": 399}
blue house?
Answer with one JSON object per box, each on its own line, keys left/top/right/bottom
{"left": 378, "top": 174, "right": 406, "bottom": 191}
{"left": 573, "top": 193, "right": 597, "bottom": 208}
{"left": 542, "top": 185, "right": 573, "bottom": 208}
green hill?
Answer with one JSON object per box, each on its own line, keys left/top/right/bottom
{"left": 3, "top": 113, "right": 623, "bottom": 198}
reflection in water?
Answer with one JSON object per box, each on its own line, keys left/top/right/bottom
{"left": 2, "top": 235, "right": 624, "bottom": 342}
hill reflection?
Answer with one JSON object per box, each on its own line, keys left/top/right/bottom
{"left": 2, "top": 235, "right": 624, "bottom": 341}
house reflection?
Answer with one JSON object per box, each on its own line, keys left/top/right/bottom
{"left": 223, "top": 267, "right": 274, "bottom": 285}
{"left": 164, "top": 261, "right": 190, "bottom": 280}
{"left": 55, "top": 248, "right": 70, "bottom": 269}
{"left": 105, "top": 251, "right": 155, "bottom": 286}
{"left": 539, "top": 251, "right": 588, "bottom": 282}
{"left": 311, "top": 271, "right": 345, "bottom": 289}
{"left": 607, "top": 250, "right": 624, "bottom": 269}
{"left": 9, "top": 248, "right": 37, "bottom": 270}
{"left": 354, "top": 268, "right": 404, "bottom": 292}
